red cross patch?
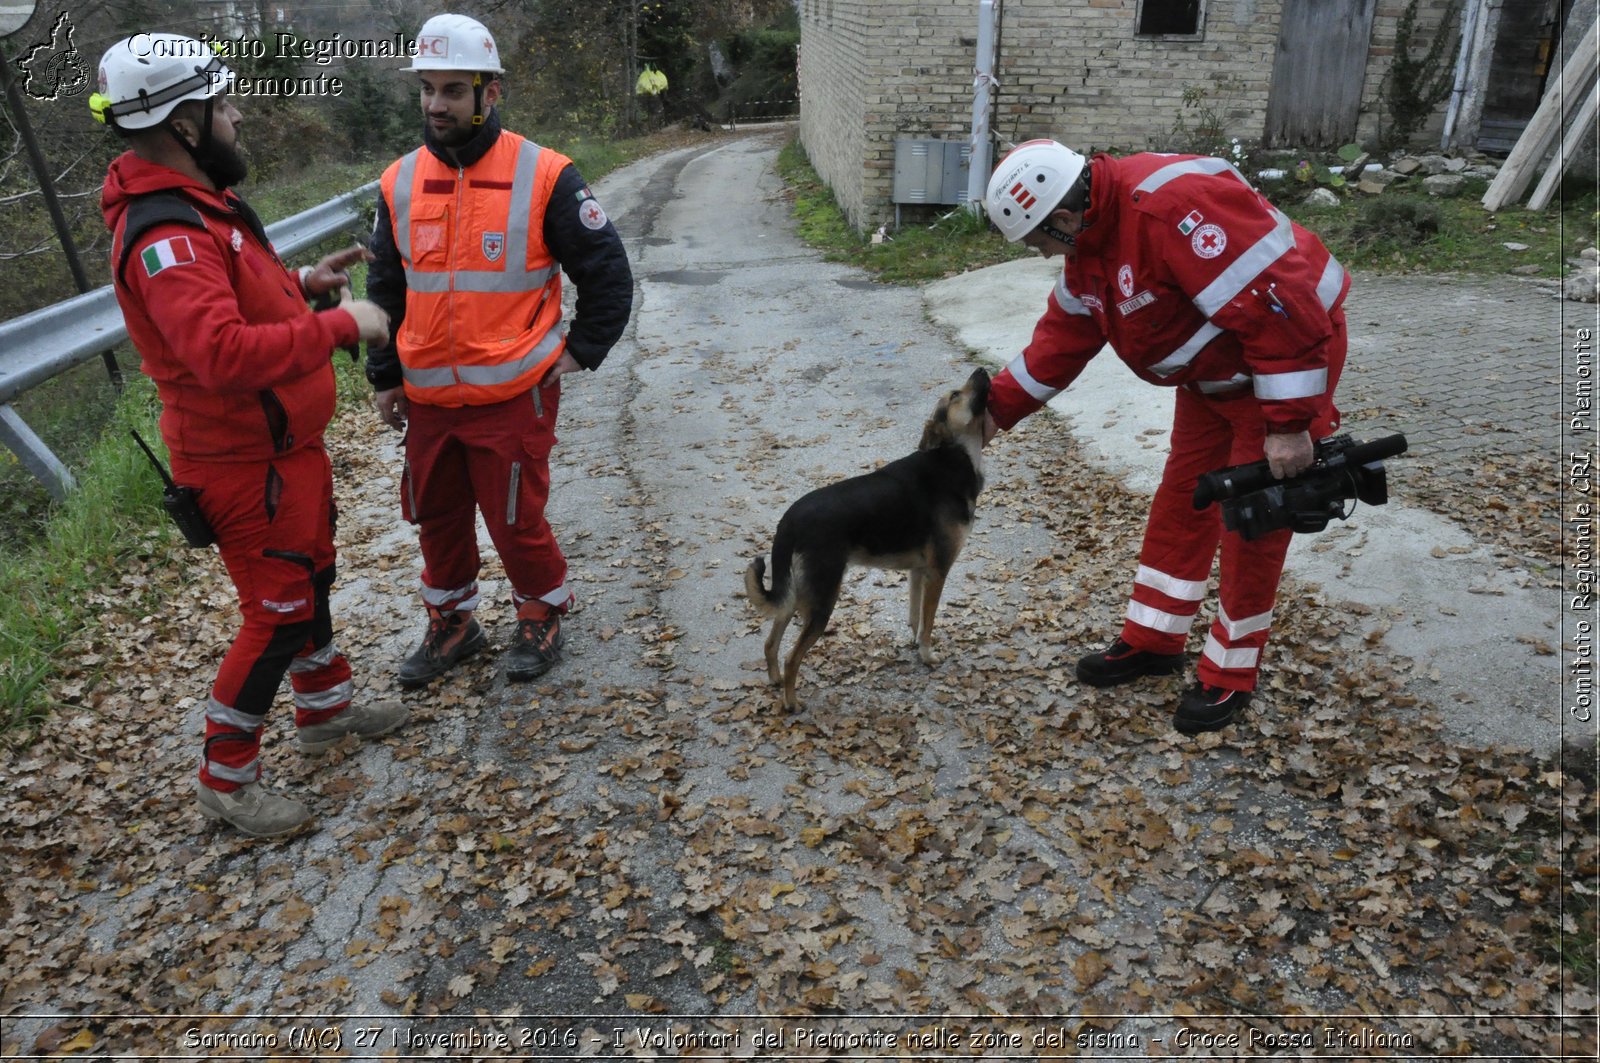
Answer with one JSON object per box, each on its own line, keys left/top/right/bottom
{"left": 1191, "top": 223, "right": 1227, "bottom": 259}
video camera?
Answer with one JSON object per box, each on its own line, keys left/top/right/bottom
{"left": 1192, "top": 433, "right": 1409, "bottom": 541}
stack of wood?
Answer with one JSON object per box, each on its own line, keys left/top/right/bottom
{"left": 1481, "top": 19, "right": 1597, "bottom": 212}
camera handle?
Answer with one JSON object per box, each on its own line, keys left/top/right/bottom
{"left": 1193, "top": 432, "right": 1409, "bottom": 510}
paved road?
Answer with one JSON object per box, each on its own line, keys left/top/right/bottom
{"left": 0, "top": 131, "right": 1580, "bottom": 1059}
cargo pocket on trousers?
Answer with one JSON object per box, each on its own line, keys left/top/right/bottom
{"left": 400, "top": 459, "right": 419, "bottom": 524}
{"left": 508, "top": 444, "right": 552, "bottom": 530}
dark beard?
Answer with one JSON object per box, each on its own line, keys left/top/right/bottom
{"left": 195, "top": 137, "right": 249, "bottom": 188}
{"left": 426, "top": 118, "right": 476, "bottom": 148}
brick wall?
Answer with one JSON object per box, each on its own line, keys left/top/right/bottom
{"left": 799, "top": 0, "right": 1459, "bottom": 231}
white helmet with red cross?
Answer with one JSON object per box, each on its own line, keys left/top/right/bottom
{"left": 408, "top": 13, "right": 504, "bottom": 74}
{"left": 985, "top": 139, "right": 1088, "bottom": 242}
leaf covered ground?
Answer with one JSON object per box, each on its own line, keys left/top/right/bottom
{"left": 1, "top": 405, "right": 1591, "bottom": 1058}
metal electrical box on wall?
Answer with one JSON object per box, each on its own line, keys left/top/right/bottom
{"left": 891, "top": 138, "right": 972, "bottom": 205}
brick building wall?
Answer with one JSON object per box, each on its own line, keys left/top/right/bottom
{"left": 799, "top": 0, "right": 1459, "bottom": 232}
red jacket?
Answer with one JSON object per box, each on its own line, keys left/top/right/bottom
{"left": 101, "top": 153, "right": 359, "bottom": 462}
{"left": 988, "top": 153, "right": 1349, "bottom": 436}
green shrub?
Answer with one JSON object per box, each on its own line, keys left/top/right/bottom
{"left": 1353, "top": 197, "right": 1444, "bottom": 246}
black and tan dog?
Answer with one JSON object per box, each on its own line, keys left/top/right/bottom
{"left": 744, "top": 368, "right": 990, "bottom": 709}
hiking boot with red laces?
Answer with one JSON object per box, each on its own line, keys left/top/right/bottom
{"left": 398, "top": 607, "right": 486, "bottom": 689}
{"left": 1075, "top": 637, "right": 1185, "bottom": 687}
{"left": 1173, "top": 682, "right": 1252, "bottom": 735}
{"left": 505, "top": 600, "right": 565, "bottom": 681}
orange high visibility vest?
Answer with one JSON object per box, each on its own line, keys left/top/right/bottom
{"left": 380, "top": 132, "right": 568, "bottom": 407}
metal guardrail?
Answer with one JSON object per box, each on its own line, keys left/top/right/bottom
{"left": 0, "top": 180, "right": 380, "bottom": 501}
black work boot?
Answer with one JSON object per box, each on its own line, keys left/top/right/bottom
{"left": 1075, "top": 638, "right": 1185, "bottom": 687}
{"left": 398, "top": 607, "right": 486, "bottom": 688}
{"left": 1172, "top": 683, "right": 1252, "bottom": 735}
{"left": 505, "top": 600, "right": 565, "bottom": 681}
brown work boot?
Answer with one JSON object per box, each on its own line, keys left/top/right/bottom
{"left": 505, "top": 599, "right": 565, "bottom": 681}
{"left": 297, "top": 700, "right": 410, "bottom": 754}
{"left": 196, "top": 780, "right": 311, "bottom": 838}
{"left": 398, "top": 607, "right": 486, "bottom": 688}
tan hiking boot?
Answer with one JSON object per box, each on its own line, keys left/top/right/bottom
{"left": 297, "top": 700, "right": 410, "bottom": 754}
{"left": 196, "top": 780, "right": 311, "bottom": 838}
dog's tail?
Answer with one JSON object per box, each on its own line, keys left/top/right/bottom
{"left": 744, "top": 555, "right": 782, "bottom": 616}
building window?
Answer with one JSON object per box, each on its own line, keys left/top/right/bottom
{"left": 1136, "top": 0, "right": 1204, "bottom": 37}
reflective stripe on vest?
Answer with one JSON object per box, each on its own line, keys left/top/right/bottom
{"left": 402, "top": 328, "right": 564, "bottom": 389}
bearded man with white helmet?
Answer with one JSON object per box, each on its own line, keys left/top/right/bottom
{"left": 982, "top": 140, "right": 1350, "bottom": 735}
{"left": 95, "top": 33, "right": 405, "bottom": 837}
{"left": 366, "top": 14, "right": 633, "bottom": 688}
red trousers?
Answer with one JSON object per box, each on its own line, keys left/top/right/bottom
{"left": 1121, "top": 331, "right": 1346, "bottom": 691}
{"left": 401, "top": 384, "right": 569, "bottom": 614}
{"left": 172, "top": 443, "right": 354, "bottom": 790}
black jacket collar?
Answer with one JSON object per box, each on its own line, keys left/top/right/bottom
{"left": 422, "top": 106, "right": 502, "bottom": 169}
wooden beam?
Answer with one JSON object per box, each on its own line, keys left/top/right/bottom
{"left": 1482, "top": 18, "right": 1599, "bottom": 211}
{"left": 1527, "top": 81, "right": 1600, "bottom": 210}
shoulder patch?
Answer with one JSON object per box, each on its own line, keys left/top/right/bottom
{"left": 1177, "top": 209, "right": 1203, "bottom": 235}
{"left": 1191, "top": 223, "right": 1227, "bottom": 259}
{"left": 141, "top": 235, "right": 196, "bottom": 277}
{"left": 578, "top": 198, "right": 608, "bottom": 231}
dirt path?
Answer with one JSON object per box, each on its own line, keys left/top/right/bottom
{"left": 1, "top": 132, "right": 1589, "bottom": 1059}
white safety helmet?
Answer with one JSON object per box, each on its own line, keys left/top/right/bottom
{"left": 408, "top": 13, "right": 503, "bottom": 74}
{"left": 91, "top": 34, "right": 233, "bottom": 131}
{"left": 985, "top": 139, "right": 1088, "bottom": 242}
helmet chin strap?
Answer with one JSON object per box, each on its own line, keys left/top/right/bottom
{"left": 471, "top": 72, "right": 486, "bottom": 125}
{"left": 165, "top": 93, "right": 217, "bottom": 165}
{"left": 1042, "top": 165, "right": 1093, "bottom": 246}
{"left": 1039, "top": 222, "right": 1075, "bottom": 246}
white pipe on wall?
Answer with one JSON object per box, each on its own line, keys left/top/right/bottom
{"left": 966, "top": 0, "right": 998, "bottom": 211}
{"left": 1441, "top": 0, "right": 1485, "bottom": 150}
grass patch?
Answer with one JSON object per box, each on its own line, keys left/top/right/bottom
{"left": 0, "top": 377, "right": 169, "bottom": 737}
{"left": 1283, "top": 177, "right": 1589, "bottom": 277}
{"left": 775, "top": 139, "right": 1030, "bottom": 284}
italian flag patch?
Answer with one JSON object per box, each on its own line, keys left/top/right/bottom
{"left": 141, "top": 236, "right": 195, "bottom": 277}
{"left": 1177, "top": 210, "right": 1203, "bottom": 236}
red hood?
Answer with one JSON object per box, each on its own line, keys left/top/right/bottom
{"left": 101, "top": 151, "right": 228, "bottom": 231}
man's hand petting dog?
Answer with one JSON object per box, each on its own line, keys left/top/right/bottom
{"left": 744, "top": 368, "right": 991, "bottom": 711}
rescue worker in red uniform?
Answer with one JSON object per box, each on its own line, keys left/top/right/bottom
{"left": 366, "top": 14, "right": 633, "bottom": 687}
{"left": 983, "top": 140, "right": 1348, "bottom": 735}
{"left": 96, "top": 34, "right": 406, "bottom": 836}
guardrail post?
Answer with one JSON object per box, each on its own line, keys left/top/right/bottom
{"left": 0, "top": 402, "right": 75, "bottom": 500}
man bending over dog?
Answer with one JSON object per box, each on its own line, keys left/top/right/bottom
{"left": 981, "top": 140, "right": 1348, "bottom": 736}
